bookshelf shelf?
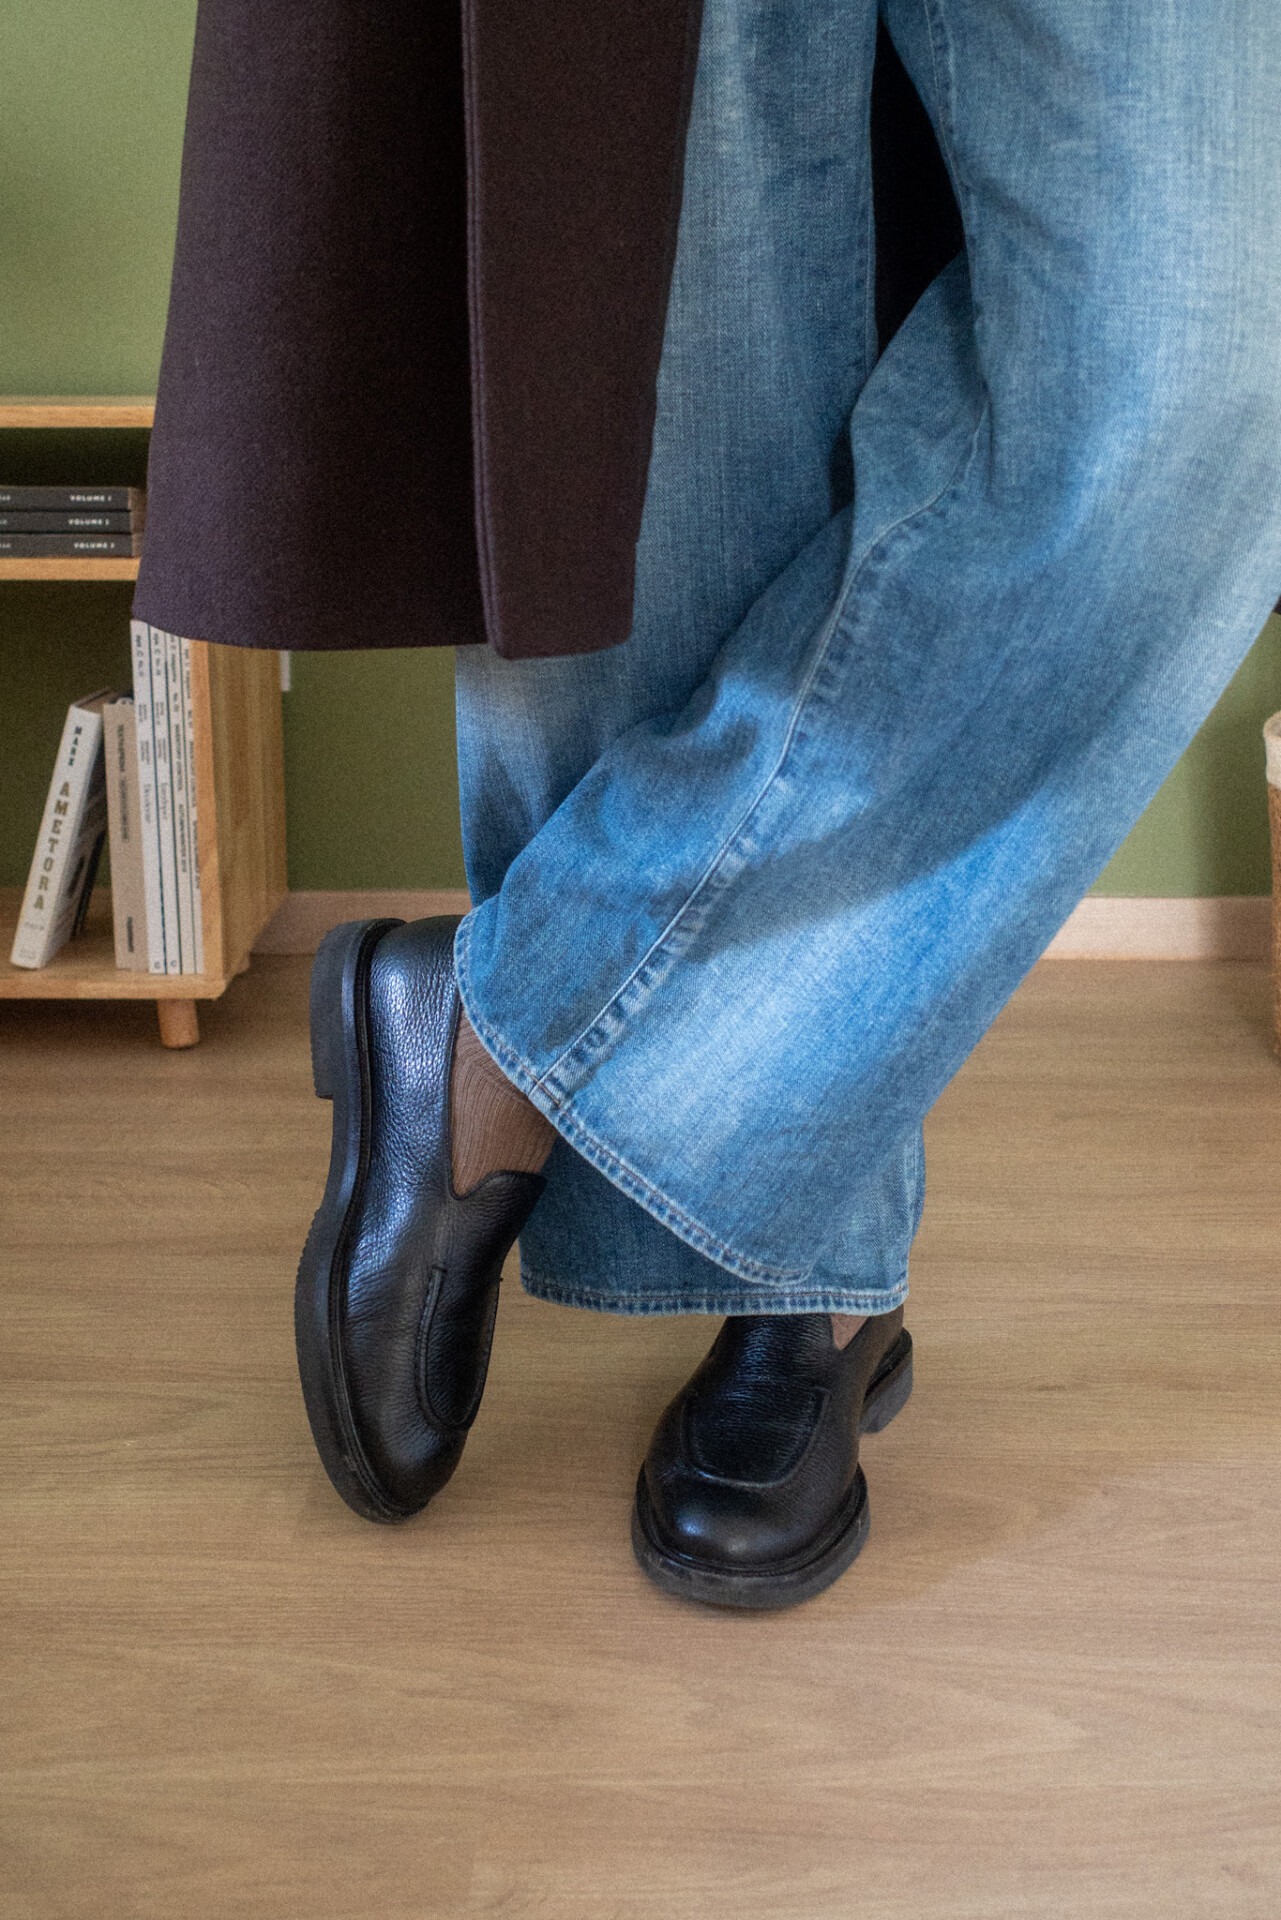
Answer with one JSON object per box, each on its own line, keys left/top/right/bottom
{"left": 0, "top": 397, "right": 155, "bottom": 429}
{"left": 2, "top": 398, "right": 286, "bottom": 1046}
{"left": 0, "top": 891, "right": 230, "bottom": 999}
{"left": 0, "top": 558, "right": 140, "bottom": 581}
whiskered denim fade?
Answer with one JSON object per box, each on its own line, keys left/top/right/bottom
{"left": 451, "top": 0, "right": 1281, "bottom": 1315}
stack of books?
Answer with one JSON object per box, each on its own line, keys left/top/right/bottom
{"left": 9, "top": 622, "right": 203, "bottom": 974}
{"left": 0, "top": 484, "right": 145, "bottom": 559}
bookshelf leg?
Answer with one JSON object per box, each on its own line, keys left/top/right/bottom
{"left": 157, "top": 999, "right": 200, "bottom": 1049}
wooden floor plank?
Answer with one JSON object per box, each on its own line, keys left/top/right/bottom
{"left": 2, "top": 959, "right": 1280, "bottom": 1918}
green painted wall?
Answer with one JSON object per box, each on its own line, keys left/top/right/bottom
{"left": 1094, "top": 624, "right": 1281, "bottom": 897}
{"left": 1, "top": 2, "right": 1276, "bottom": 899}
{"left": 283, "top": 650, "right": 465, "bottom": 890}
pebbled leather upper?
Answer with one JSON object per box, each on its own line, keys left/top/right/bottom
{"left": 641, "top": 1308, "right": 905, "bottom": 1573}
{"left": 338, "top": 918, "right": 544, "bottom": 1510}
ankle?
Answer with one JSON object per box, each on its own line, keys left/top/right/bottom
{"left": 450, "top": 1012, "right": 555, "bottom": 1193}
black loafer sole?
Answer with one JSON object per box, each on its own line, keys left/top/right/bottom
{"left": 630, "top": 1329, "right": 913, "bottom": 1610}
{"left": 294, "top": 917, "right": 417, "bottom": 1525}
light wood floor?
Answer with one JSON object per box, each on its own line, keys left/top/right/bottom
{"left": 2, "top": 959, "right": 1280, "bottom": 1919}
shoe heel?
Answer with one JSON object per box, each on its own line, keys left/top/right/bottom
{"left": 860, "top": 1342, "right": 913, "bottom": 1435}
{"left": 309, "top": 929, "right": 351, "bottom": 1100}
{"left": 308, "top": 919, "right": 400, "bottom": 1100}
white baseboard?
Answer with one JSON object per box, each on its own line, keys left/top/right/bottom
{"left": 253, "top": 890, "right": 471, "bottom": 954}
{"left": 1044, "top": 895, "right": 1269, "bottom": 960}
{"left": 253, "top": 889, "right": 1272, "bottom": 960}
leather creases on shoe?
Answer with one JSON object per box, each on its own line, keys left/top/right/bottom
{"left": 632, "top": 1309, "right": 912, "bottom": 1608}
{"left": 416, "top": 1265, "right": 502, "bottom": 1431}
{"left": 683, "top": 1381, "right": 829, "bottom": 1485}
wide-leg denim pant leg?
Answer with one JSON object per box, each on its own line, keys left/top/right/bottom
{"left": 453, "top": 0, "right": 1281, "bottom": 1317}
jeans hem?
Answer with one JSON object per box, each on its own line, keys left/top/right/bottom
{"left": 518, "top": 1265, "right": 911, "bottom": 1319}
{"left": 455, "top": 913, "right": 816, "bottom": 1287}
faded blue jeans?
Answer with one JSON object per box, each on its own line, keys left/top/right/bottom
{"left": 452, "top": 0, "right": 1281, "bottom": 1316}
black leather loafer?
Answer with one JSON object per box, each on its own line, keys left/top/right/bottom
{"left": 632, "top": 1308, "right": 912, "bottom": 1609}
{"left": 295, "top": 916, "right": 545, "bottom": 1523}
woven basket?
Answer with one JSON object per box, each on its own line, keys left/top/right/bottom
{"left": 1265, "top": 713, "right": 1281, "bottom": 1054}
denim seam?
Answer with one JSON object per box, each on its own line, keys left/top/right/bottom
{"left": 518, "top": 1267, "right": 911, "bottom": 1319}
{"left": 529, "top": 401, "right": 991, "bottom": 1108}
{"left": 909, "top": 1124, "right": 927, "bottom": 1237}
{"left": 917, "top": 0, "right": 972, "bottom": 245}
{"left": 525, "top": 622, "right": 850, "bottom": 1101}
{"left": 863, "top": 143, "right": 879, "bottom": 373}
{"left": 455, "top": 916, "right": 812, "bottom": 1284}
{"left": 454, "top": 401, "right": 985, "bottom": 1289}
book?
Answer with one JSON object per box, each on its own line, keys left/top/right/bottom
{"left": 0, "top": 511, "right": 138, "bottom": 532}
{"left": 9, "top": 690, "right": 115, "bottom": 968}
{"left": 147, "top": 623, "right": 182, "bottom": 972}
{"left": 0, "top": 485, "right": 144, "bottom": 511}
{"left": 126, "top": 624, "right": 206, "bottom": 976}
{"left": 177, "top": 641, "right": 205, "bottom": 975}
{"left": 178, "top": 636, "right": 205, "bottom": 974}
{"left": 0, "top": 532, "right": 143, "bottom": 557}
{"left": 103, "top": 697, "right": 148, "bottom": 971}
{"left": 164, "top": 634, "right": 195, "bottom": 973}
{"left": 130, "top": 622, "right": 168, "bottom": 973}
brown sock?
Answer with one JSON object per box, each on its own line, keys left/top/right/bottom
{"left": 830, "top": 1313, "right": 867, "bottom": 1350}
{"left": 449, "top": 1011, "right": 556, "bottom": 1194}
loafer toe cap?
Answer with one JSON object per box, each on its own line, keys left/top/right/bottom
{"left": 642, "top": 1458, "right": 847, "bottom": 1573}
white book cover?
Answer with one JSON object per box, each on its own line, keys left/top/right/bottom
{"left": 9, "top": 690, "right": 114, "bottom": 968}
{"left": 103, "top": 697, "right": 148, "bottom": 971}
{"left": 178, "top": 636, "right": 205, "bottom": 974}
{"left": 148, "top": 622, "right": 182, "bottom": 973}
{"left": 164, "top": 633, "right": 195, "bottom": 973}
{"left": 130, "top": 620, "right": 167, "bottom": 973}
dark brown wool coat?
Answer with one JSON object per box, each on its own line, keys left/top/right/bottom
{"left": 133, "top": 1, "right": 959, "bottom": 662}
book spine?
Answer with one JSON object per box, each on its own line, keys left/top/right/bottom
{"left": 0, "top": 532, "right": 142, "bottom": 557}
{"left": 9, "top": 703, "right": 108, "bottom": 968}
{"left": 148, "top": 624, "right": 182, "bottom": 973}
{"left": 104, "top": 700, "right": 148, "bottom": 971}
{"left": 130, "top": 621, "right": 168, "bottom": 974}
{"left": 0, "top": 486, "right": 140, "bottom": 511}
{"left": 164, "top": 634, "right": 195, "bottom": 974}
{"left": 0, "top": 511, "right": 137, "bottom": 533}
{"left": 179, "top": 637, "right": 205, "bottom": 974}
{"left": 69, "top": 831, "right": 106, "bottom": 940}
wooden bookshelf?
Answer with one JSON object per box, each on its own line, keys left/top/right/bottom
{"left": 1, "top": 398, "right": 286, "bottom": 1046}
{"left": 0, "top": 557, "right": 140, "bottom": 581}
{"left": 0, "top": 397, "right": 152, "bottom": 581}
{"left": 0, "top": 397, "right": 155, "bottom": 428}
